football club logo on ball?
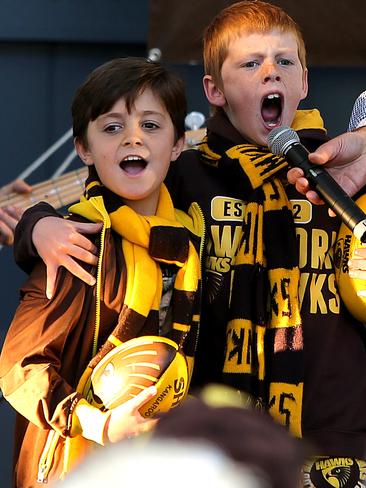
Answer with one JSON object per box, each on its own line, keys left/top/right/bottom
{"left": 89, "top": 336, "right": 189, "bottom": 417}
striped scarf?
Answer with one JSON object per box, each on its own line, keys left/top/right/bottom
{"left": 199, "top": 109, "right": 325, "bottom": 437}
{"left": 69, "top": 168, "right": 201, "bottom": 389}
{"left": 53, "top": 169, "right": 201, "bottom": 477}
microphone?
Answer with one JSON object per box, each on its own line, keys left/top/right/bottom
{"left": 267, "top": 126, "right": 366, "bottom": 243}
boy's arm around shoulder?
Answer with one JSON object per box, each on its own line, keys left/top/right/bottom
{"left": 14, "top": 201, "right": 101, "bottom": 299}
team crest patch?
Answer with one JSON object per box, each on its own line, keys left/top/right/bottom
{"left": 303, "top": 458, "right": 366, "bottom": 488}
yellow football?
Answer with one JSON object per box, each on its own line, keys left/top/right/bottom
{"left": 334, "top": 194, "right": 366, "bottom": 322}
{"left": 89, "top": 336, "right": 189, "bottom": 418}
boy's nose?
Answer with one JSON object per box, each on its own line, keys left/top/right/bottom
{"left": 264, "top": 73, "right": 280, "bottom": 82}
{"left": 262, "top": 64, "right": 280, "bottom": 83}
{"left": 122, "top": 131, "right": 143, "bottom": 146}
{"left": 123, "top": 138, "right": 142, "bottom": 146}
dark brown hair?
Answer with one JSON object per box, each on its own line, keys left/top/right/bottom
{"left": 72, "top": 57, "right": 187, "bottom": 146}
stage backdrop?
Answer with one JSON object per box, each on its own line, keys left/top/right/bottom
{"left": 148, "top": 0, "right": 366, "bottom": 65}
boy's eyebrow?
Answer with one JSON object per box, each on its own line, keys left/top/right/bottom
{"left": 141, "top": 110, "right": 165, "bottom": 116}
{"left": 99, "top": 110, "right": 165, "bottom": 120}
{"left": 241, "top": 46, "right": 298, "bottom": 57}
{"left": 275, "top": 47, "right": 298, "bottom": 56}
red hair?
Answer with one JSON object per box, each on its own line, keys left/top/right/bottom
{"left": 204, "top": 1, "right": 307, "bottom": 87}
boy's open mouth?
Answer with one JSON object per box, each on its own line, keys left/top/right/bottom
{"left": 261, "top": 93, "right": 282, "bottom": 128}
{"left": 119, "top": 156, "right": 147, "bottom": 175}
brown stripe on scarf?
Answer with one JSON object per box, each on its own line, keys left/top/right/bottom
{"left": 149, "top": 226, "right": 189, "bottom": 263}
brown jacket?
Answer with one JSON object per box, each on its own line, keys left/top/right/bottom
{"left": 0, "top": 229, "right": 129, "bottom": 486}
{"left": 0, "top": 214, "right": 202, "bottom": 488}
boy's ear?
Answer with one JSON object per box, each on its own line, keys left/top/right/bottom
{"left": 170, "top": 136, "right": 185, "bottom": 162}
{"left": 203, "top": 75, "right": 226, "bottom": 107}
{"left": 74, "top": 138, "right": 93, "bottom": 166}
{"left": 300, "top": 67, "right": 309, "bottom": 100}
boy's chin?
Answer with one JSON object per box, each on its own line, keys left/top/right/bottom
{"left": 245, "top": 133, "right": 269, "bottom": 148}
{"left": 239, "top": 125, "right": 276, "bottom": 147}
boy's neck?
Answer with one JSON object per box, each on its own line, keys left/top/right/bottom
{"left": 122, "top": 192, "right": 159, "bottom": 216}
{"left": 209, "top": 109, "right": 250, "bottom": 145}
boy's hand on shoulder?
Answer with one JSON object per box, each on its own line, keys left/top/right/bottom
{"left": 32, "top": 216, "right": 101, "bottom": 299}
{"left": 105, "top": 386, "right": 158, "bottom": 443}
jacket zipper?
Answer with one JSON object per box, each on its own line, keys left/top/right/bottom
{"left": 92, "top": 217, "right": 108, "bottom": 357}
{"left": 188, "top": 202, "right": 206, "bottom": 354}
{"left": 37, "top": 430, "right": 61, "bottom": 483}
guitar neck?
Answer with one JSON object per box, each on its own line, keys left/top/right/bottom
{"left": 0, "top": 167, "right": 88, "bottom": 211}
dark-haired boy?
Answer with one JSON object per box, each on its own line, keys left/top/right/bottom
{"left": 0, "top": 57, "right": 201, "bottom": 487}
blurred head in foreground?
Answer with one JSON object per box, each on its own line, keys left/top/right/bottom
{"left": 58, "top": 438, "right": 267, "bottom": 488}
{"left": 153, "top": 388, "right": 305, "bottom": 488}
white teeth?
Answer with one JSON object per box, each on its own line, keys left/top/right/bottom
{"left": 267, "top": 122, "right": 277, "bottom": 127}
{"left": 124, "top": 156, "right": 142, "bottom": 161}
{"left": 266, "top": 93, "right": 280, "bottom": 100}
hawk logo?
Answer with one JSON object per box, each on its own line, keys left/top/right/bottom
{"left": 303, "top": 457, "right": 366, "bottom": 488}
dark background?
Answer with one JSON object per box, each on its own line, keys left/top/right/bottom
{"left": 0, "top": 1, "right": 365, "bottom": 486}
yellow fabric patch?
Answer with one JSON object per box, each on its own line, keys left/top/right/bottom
{"left": 224, "top": 318, "right": 256, "bottom": 375}
{"left": 268, "top": 382, "right": 303, "bottom": 437}
{"left": 268, "top": 268, "right": 302, "bottom": 328}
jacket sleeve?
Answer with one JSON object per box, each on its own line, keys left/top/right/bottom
{"left": 0, "top": 260, "right": 93, "bottom": 437}
{"left": 14, "top": 202, "right": 63, "bottom": 274}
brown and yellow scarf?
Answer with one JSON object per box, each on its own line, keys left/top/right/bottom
{"left": 198, "top": 109, "right": 326, "bottom": 437}
{"left": 69, "top": 168, "right": 201, "bottom": 381}
{"left": 56, "top": 170, "right": 202, "bottom": 476}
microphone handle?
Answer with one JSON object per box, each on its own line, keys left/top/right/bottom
{"left": 286, "top": 144, "right": 366, "bottom": 242}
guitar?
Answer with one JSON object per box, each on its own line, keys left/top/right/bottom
{"left": 0, "top": 129, "right": 206, "bottom": 212}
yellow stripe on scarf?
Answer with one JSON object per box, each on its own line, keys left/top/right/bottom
{"left": 122, "top": 239, "right": 161, "bottom": 316}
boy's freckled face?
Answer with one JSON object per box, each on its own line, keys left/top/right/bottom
{"left": 76, "top": 88, "right": 182, "bottom": 214}
{"left": 218, "top": 29, "right": 308, "bottom": 146}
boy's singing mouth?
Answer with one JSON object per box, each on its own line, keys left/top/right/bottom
{"left": 119, "top": 155, "right": 147, "bottom": 175}
{"left": 261, "top": 92, "right": 282, "bottom": 128}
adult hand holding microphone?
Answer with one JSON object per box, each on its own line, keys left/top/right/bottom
{"left": 268, "top": 98, "right": 366, "bottom": 321}
{"left": 287, "top": 91, "right": 366, "bottom": 202}
{"left": 268, "top": 124, "right": 366, "bottom": 242}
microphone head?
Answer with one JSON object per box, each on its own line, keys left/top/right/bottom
{"left": 267, "top": 126, "right": 299, "bottom": 156}
{"left": 348, "top": 91, "right": 366, "bottom": 132}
